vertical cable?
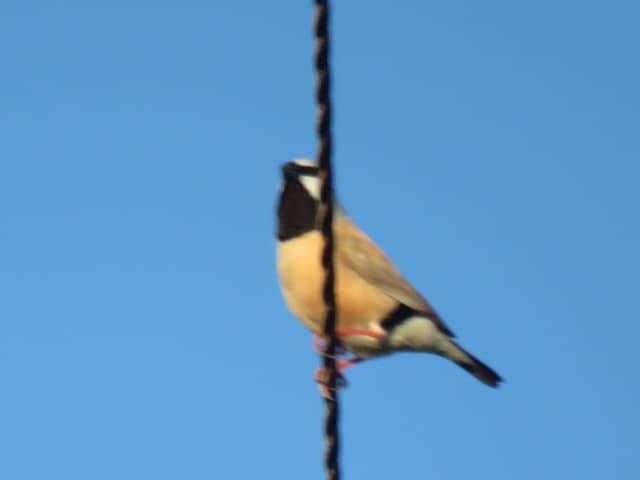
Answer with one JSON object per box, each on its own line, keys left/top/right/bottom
{"left": 313, "top": 1, "right": 340, "bottom": 480}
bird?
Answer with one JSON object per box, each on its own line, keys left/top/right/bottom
{"left": 276, "top": 158, "right": 502, "bottom": 390}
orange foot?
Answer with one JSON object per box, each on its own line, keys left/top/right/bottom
{"left": 311, "top": 329, "right": 383, "bottom": 399}
{"left": 315, "top": 357, "right": 362, "bottom": 399}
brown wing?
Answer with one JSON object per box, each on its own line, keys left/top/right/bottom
{"left": 336, "top": 215, "right": 455, "bottom": 337}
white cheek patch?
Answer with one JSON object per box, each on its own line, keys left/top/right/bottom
{"left": 299, "top": 175, "right": 321, "bottom": 200}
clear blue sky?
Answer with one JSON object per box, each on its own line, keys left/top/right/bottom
{"left": 1, "top": 1, "right": 638, "bottom": 479}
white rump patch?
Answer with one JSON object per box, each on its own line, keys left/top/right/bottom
{"left": 387, "top": 316, "right": 448, "bottom": 353}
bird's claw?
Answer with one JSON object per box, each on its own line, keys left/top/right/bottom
{"left": 315, "top": 367, "right": 348, "bottom": 399}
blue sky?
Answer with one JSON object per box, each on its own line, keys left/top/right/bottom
{"left": 1, "top": 1, "right": 639, "bottom": 479}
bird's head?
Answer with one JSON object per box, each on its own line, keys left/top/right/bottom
{"left": 276, "top": 159, "right": 327, "bottom": 241}
{"left": 280, "top": 158, "right": 322, "bottom": 201}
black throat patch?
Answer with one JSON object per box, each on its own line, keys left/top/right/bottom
{"left": 277, "top": 179, "right": 318, "bottom": 241}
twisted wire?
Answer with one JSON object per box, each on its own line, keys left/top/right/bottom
{"left": 313, "top": 1, "right": 340, "bottom": 480}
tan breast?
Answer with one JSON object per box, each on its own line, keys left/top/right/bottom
{"left": 277, "top": 230, "right": 397, "bottom": 334}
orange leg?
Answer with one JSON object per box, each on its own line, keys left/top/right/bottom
{"left": 314, "top": 354, "right": 365, "bottom": 399}
{"left": 336, "top": 327, "right": 385, "bottom": 340}
{"left": 312, "top": 328, "right": 384, "bottom": 352}
{"left": 311, "top": 329, "right": 383, "bottom": 398}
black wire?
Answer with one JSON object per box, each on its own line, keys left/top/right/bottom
{"left": 313, "top": 1, "right": 340, "bottom": 480}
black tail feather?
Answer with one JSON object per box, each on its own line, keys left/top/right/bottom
{"left": 454, "top": 347, "right": 503, "bottom": 388}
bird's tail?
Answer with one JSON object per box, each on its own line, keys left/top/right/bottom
{"left": 445, "top": 340, "right": 503, "bottom": 388}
